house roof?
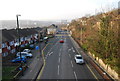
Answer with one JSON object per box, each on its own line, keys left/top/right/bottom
{"left": 2, "top": 27, "right": 43, "bottom": 42}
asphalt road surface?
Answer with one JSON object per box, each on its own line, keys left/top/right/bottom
{"left": 38, "top": 31, "right": 103, "bottom": 81}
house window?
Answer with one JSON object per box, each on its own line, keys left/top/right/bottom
{"left": 2, "top": 52, "right": 8, "bottom": 57}
{"left": 13, "top": 49, "right": 15, "bottom": 53}
{"left": 0, "top": 49, "right": 2, "bottom": 53}
{"left": 10, "top": 41, "right": 14, "bottom": 46}
{"left": 7, "top": 46, "right": 11, "bottom": 50}
{"left": 2, "top": 43, "right": 6, "bottom": 48}
{"left": 11, "top": 49, "right": 15, "bottom": 53}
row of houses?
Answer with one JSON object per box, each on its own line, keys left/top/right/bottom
{"left": 0, "top": 27, "right": 47, "bottom": 57}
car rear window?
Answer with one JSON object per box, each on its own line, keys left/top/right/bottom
{"left": 76, "top": 57, "right": 82, "bottom": 59}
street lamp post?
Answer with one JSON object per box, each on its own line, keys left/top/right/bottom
{"left": 16, "top": 14, "right": 23, "bottom": 76}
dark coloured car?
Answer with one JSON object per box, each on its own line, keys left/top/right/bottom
{"left": 30, "top": 44, "right": 35, "bottom": 49}
{"left": 40, "top": 39, "right": 43, "bottom": 42}
{"left": 11, "top": 56, "right": 27, "bottom": 63}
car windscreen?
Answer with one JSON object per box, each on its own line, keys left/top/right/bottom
{"left": 76, "top": 57, "right": 82, "bottom": 59}
{"left": 22, "top": 53, "right": 27, "bottom": 55}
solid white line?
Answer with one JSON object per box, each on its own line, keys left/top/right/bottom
{"left": 58, "top": 65, "right": 60, "bottom": 75}
{"left": 74, "top": 71, "right": 78, "bottom": 81}
{"left": 71, "top": 61, "right": 73, "bottom": 67}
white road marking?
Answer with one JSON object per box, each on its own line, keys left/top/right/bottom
{"left": 59, "top": 57, "right": 60, "bottom": 63}
{"left": 72, "top": 47, "right": 74, "bottom": 50}
{"left": 59, "top": 52, "right": 61, "bottom": 56}
{"left": 74, "top": 71, "right": 78, "bottom": 81}
{"left": 58, "top": 65, "right": 60, "bottom": 75}
{"left": 71, "top": 61, "right": 73, "bottom": 68}
{"left": 68, "top": 49, "right": 71, "bottom": 52}
{"left": 49, "top": 52, "right": 53, "bottom": 56}
{"left": 30, "top": 70, "right": 32, "bottom": 72}
{"left": 73, "top": 50, "right": 75, "bottom": 52}
{"left": 69, "top": 54, "right": 71, "bottom": 58}
{"left": 60, "top": 48, "right": 62, "bottom": 52}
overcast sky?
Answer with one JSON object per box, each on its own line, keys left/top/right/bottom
{"left": 0, "top": 0, "right": 119, "bottom": 21}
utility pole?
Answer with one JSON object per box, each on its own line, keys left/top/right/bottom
{"left": 16, "top": 14, "right": 23, "bottom": 76}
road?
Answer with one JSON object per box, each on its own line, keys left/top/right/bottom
{"left": 37, "top": 31, "right": 103, "bottom": 80}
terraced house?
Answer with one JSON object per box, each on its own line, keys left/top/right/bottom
{"left": 1, "top": 27, "right": 46, "bottom": 57}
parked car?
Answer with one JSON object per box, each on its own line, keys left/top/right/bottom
{"left": 40, "top": 39, "right": 43, "bottom": 42}
{"left": 30, "top": 44, "right": 35, "bottom": 49}
{"left": 74, "top": 55, "right": 85, "bottom": 64}
{"left": 16, "top": 52, "right": 33, "bottom": 58}
{"left": 11, "top": 56, "right": 26, "bottom": 63}
{"left": 23, "top": 49, "right": 31, "bottom": 53}
{"left": 44, "top": 37, "right": 49, "bottom": 40}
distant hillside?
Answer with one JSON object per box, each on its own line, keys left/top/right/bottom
{"left": 0, "top": 20, "right": 62, "bottom": 29}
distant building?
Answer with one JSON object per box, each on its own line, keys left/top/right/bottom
{"left": 47, "top": 25, "right": 57, "bottom": 35}
{"left": 61, "top": 20, "right": 68, "bottom": 24}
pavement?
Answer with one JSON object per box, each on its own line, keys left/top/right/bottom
{"left": 18, "top": 42, "right": 46, "bottom": 80}
{"left": 36, "top": 31, "right": 103, "bottom": 81}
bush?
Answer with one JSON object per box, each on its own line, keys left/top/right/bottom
{"left": 81, "top": 44, "right": 88, "bottom": 51}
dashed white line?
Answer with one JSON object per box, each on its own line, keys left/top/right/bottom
{"left": 59, "top": 57, "right": 60, "bottom": 63}
{"left": 59, "top": 52, "right": 61, "bottom": 56}
{"left": 58, "top": 65, "right": 60, "bottom": 75}
{"left": 69, "top": 54, "right": 71, "bottom": 58}
{"left": 60, "top": 48, "right": 62, "bottom": 52}
{"left": 72, "top": 47, "right": 74, "bottom": 50}
{"left": 73, "top": 50, "right": 75, "bottom": 52}
{"left": 71, "top": 61, "right": 73, "bottom": 68}
{"left": 68, "top": 49, "right": 71, "bottom": 52}
{"left": 74, "top": 71, "right": 78, "bottom": 81}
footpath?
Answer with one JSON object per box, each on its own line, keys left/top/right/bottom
{"left": 17, "top": 42, "right": 46, "bottom": 81}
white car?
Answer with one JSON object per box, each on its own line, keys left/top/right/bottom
{"left": 44, "top": 37, "right": 48, "bottom": 40}
{"left": 74, "top": 55, "right": 85, "bottom": 64}
{"left": 16, "top": 52, "right": 33, "bottom": 58}
{"left": 23, "top": 49, "right": 31, "bottom": 53}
